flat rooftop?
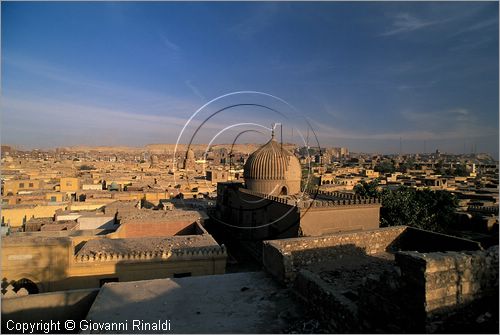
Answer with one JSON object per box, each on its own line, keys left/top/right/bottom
{"left": 119, "top": 208, "right": 204, "bottom": 223}
{"left": 85, "top": 272, "right": 302, "bottom": 334}
{"left": 2, "top": 235, "right": 72, "bottom": 246}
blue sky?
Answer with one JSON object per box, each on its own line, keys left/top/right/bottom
{"left": 2, "top": 1, "right": 498, "bottom": 157}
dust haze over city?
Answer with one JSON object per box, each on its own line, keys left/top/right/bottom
{"left": 1, "top": 1, "right": 499, "bottom": 335}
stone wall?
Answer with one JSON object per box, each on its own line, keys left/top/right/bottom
{"left": 77, "top": 216, "right": 115, "bottom": 230}
{"left": 1, "top": 288, "right": 98, "bottom": 333}
{"left": 1, "top": 236, "right": 72, "bottom": 293}
{"left": 263, "top": 226, "right": 406, "bottom": 284}
{"left": 216, "top": 184, "right": 382, "bottom": 241}
{"left": 111, "top": 221, "right": 199, "bottom": 238}
{"left": 299, "top": 205, "right": 380, "bottom": 236}
{"left": 315, "top": 245, "right": 499, "bottom": 333}
{"left": 396, "top": 246, "right": 499, "bottom": 315}
{"left": 2, "top": 225, "right": 226, "bottom": 293}
{"left": 1, "top": 204, "right": 68, "bottom": 228}
{"left": 215, "top": 184, "right": 301, "bottom": 240}
{"left": 262, "top": 226, "right": 496, "bottom": 332}
{"left": 293, "top": 269, "right": 361, "bottom": 332}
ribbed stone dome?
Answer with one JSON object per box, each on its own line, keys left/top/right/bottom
{"left": 244, "top": 136, "right": 301, "bottom": 196}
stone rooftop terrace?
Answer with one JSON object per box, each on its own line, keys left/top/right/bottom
{"left": 85, "top": 272, "right": 303, "bottom": 334}
{"left": 118, "top": 208, "right": 204, "bottom": 223}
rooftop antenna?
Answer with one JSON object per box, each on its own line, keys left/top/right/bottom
{"left": 272, "top": 123, "right": 283, "bottom": 151}
{"left": 399, "top": 137, "right": 402, "bottom": 156}
{"left": 306, "top": 128, "right": 310, "bottom": 149}
{"left": 281, "top": 123, "right": 283, "bottom": 152}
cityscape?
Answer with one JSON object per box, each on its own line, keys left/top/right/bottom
{"left": 1, "top": 1, "right": 499, "bottom": 334}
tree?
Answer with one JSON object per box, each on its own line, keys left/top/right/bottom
{"left": 398, "top": 158, "right": 416, "bottom": 173}
{"left": 380, "top": 186, "right": 458, "bottom": 233}
{"left": 374, "top": 161, "right": 395, "bottom": 174}
{"left": 435, "top": 160, "right": 445, "bottom": 175}
{"left": 354, "top": 179, "right": 380, "bottom": 198}
{"left": 444, "top": 164, "right": 468, "bottom": 177}
{"left": 452, "top": 164, "right": 468, "bottom": 177}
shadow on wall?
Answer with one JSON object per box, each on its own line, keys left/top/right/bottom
{"left": 1, "top": 289, "right": 99, "bottom": 334}
{"left": 386, "top": 226, "right": 482, "bottom": 253}
{"left": 1, "top": 240, "right": 87, "bottom": 333}
{"left": 2, "top": 238, "right": 70, "bottom": 295}
{"left": 289, "top": 244, "right": 427, "bottom": 333}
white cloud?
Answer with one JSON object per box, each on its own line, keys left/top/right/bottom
{"left": 185, "top": 80, "right": 205, "bottom": 100}
{"left": 381, "top": 5, "right": 497, "bottom": 38}
{"left": 401, "top": 108, "right": 476, "bottom": 124}
{"left": 452, "top": 17, "right": 498, "bottom": 36}
{"left": 381, "top": 13, "right": 440, "bottom": 36}
{"left": 159, "top": 33, "right": 181, "bottom": 52}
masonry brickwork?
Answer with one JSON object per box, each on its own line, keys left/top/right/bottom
{"left": 262, "top": 226, "right": 497, "bottom": 333}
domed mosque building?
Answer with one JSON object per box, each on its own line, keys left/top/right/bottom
{"left": 212, "top": 127, "right": 381, "bottom": 241}
{"left": 243, "top": 130, "right": 301, "bottom": 196}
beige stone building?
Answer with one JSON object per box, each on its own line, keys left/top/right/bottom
{"left": 59, "top": 177, "right": 80, "bottom": 193}
{"left": 1, "top": 204, "right": 69, "bottom": 228}
{"left": 1, "top": 206, "right": 226, "bottom": 294}
{"left": 206, "top": 169, "right": 229, "bottom": 185}
{"left": 2, "top": 179, "right": 44, "bottom": 196}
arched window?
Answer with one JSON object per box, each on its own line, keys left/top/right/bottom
{"left": 279, "top": 186, "right": 288, "bottom": 196}
{"left": 13, "top": 278, "right": 39, "bottom": 294}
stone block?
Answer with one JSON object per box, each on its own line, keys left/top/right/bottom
{"left": 425, "top": 257, "right": 456, "bottom": 273}
{"left": 425, "top": 271, "right": 459, "bottom": 288}
{"left": 459, "top": 281, "right": 481, "bottom": 295}
{"left": 426, "top": 285, "right": 457, "bottom": 301}
{"left": 458, "top": 268, "right": 473, "bottom": 279}
{"left": 426, "top": 295, "right": 457, "bottom": 312}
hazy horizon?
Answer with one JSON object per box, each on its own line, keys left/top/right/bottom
{"left": 2, "top": 2, "right": 499, "bottom": 158}
{"left": 2, "top": 141, "right": 496, "bottom": 158}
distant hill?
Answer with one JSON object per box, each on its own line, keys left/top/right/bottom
{"left": 59, "top": 145, "right": 143, "bottom": 153}
{"left": 57, "top": 142, "right": 297, "bottom": 154}
{"left": 146, "top": 143, "right": 296, "bottom": 154}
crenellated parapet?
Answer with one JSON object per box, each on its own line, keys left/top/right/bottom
{"left": 170, "top": 246, "right": 227, "bottom": 260}
{"left": 297, "top": 197, "right": 381, "bottom": 209}
{"left": 467, "top": 205, "right": 499, "bottom": 215}
{"left": 239, "top": 187, "right": 381, "bottom": 209}
{"left": 74, "top": 245, "right": 227, "bottom": 263}
{"left": 309, "top": 190, "right": 380, "bottom": 205}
